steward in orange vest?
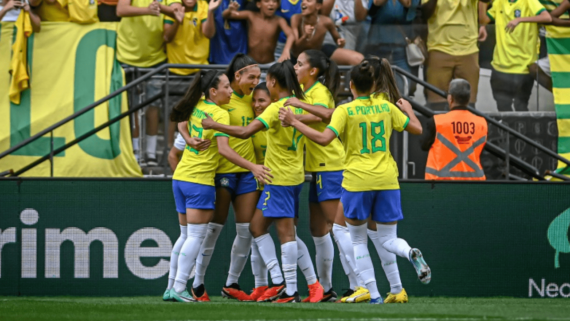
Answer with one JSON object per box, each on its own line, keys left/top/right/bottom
{"left": 420, "top": 79, "right": 488, "bottom": 180}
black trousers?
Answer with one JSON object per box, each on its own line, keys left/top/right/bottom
{"left": 490, "top": 69, "right": 534, "bottom": 112}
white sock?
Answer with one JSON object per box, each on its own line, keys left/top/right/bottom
{"left": 332, "top": 223, "right": 363, "bottom": 287}
{"left": 254, "top": 234, "right": 284, "bottom": 285}
{"left": 167, "top": 225, "right": 187, "bottom": 290}
{"left": 368, "top": 228, "right": 402, "bottom": 294}
{"left": 251, "top": 241, "right": 268, "bottom": 288}
{"left": 346, "top": 222, "right": 380, "bottom": 299}
{"left": 173, "top": 224, "right": 208, "bottom": 293}
{"left": 226, "top": 223, "right": 252, "bottom": 286}
{"left": 146, "top": 135, "right": 157, "bottom": 158}
{"left": 296, "top": 234, "right": 317, "bottom": 285}
{"left": 313, "top": 233, "right": 334, "bottom": 292}
{"left": 132, "top": 138, "right": 140, "bottom": 151}
{"left": 337, "top": 246, "right": 359, "bottom": 290}
{"left": 192, "top": 222, "right": 223, "bottom": 288}
{"left": 281, "top": 241, "right": 298, "bottom": 296}
{"left": 377, "top": 224, "right": 412, "bottom": 260}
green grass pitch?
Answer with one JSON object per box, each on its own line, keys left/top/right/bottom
{"left": 1, "top": 297, "right": 569, "bottom": 321}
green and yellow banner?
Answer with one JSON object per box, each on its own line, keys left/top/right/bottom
{"left": 0, "top": 22, "right": 142, "bottom": 177}
{"left": 543, "top": 0, "right": 570, "bottom": 175}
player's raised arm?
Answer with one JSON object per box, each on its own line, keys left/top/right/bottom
{"left": 202, "top": 113, "right": 265, "bottom": 139}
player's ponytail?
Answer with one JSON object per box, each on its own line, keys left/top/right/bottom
{"left": 367, "top": 56, "right": 401, "bottom": 104}
{"left": 226, "top": 53, "right": 258, "bottom": 83}
{"left": 267, "top": 60, "right": 306, "bottom": 100}
{"left": 170, "top": 70, "right": 223, "bottom": 122}
{"left": 350, "top": 59, "right": 375, "bottom": 94}
{"left": 304, "top": 49, "right": 340, "bottom": 99}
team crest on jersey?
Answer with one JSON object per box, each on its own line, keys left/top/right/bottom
{"left": 220, "top": 177, "right": 230, "bottom": 187}
{"left": 193, "top": 18, "right": 198, "bottom": 26}
{"left": 514, "top": 9, "right": 521, "bottom": 18}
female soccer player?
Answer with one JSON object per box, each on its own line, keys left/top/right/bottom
{"left": 166, "top": 70, "right": 269, "bottom": 303}
{"left": 188, "top": 54, "right": 271, "bottom": 302}
{"left": 248, "top": 82, "right": 271, "bottom": 301}
{"left": 279, "top": 60, "right": 431, "bottom": 304}
{"left": 284, "top": 49, "right": 343, "bottom": 302}
{"left": 202, "top": 61, "right": 308, "bottom": 303}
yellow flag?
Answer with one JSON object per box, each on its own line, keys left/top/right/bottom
{"left": 8, "top": 11, "right": 32, "bottom": 105}
{"left": 1, "top": 22, "right": 142, "bottom": 177}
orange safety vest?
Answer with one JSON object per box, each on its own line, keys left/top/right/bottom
{"left": 425, "top": 109, "right": 488, "bottom": 180}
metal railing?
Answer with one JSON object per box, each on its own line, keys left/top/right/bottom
{"left": 392, "top": 66, "right": 570, "bottom": 181}
{"left": 1, "top": 63, "right": 568, "bottom": 180}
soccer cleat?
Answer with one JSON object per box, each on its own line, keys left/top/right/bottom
{"left": 191, "top": 284, "right": 211, "bottom": 302}
{"left": 320, "top": 288, "right": 338, "bottom": 302}
{"left": 345, "top": 286, "right": 371, "bottom": 303}
{"left": 369, "top": 297, "right": 384, "bottom": 304}
{"left": 163, "top": 289, "right": 172, "bottom": 301}
{"left": 384, "top": 288, "right": 409, "bottom": 303}
{"left": 301, "top": 281, "right": 324, "bottom": 303}
{"left": 274, "top": 291, "right": 301, "bottom": 303}
{"left": 249, "top": 286, "right": 269, "bottom": 302}
{"left": 338, "top": 289, "right": 355, "bottom": 303}
{"left": 222, "top": 283, "right": 251, "bottom": 301}
{"left": 170, "top": 289, "right": 196, "bottom": 303}
{"left": 257, "top": 283, "right": 285, "bottom": 302}
{"left": 409, "top": 248, "right": 431, "bottom": 284}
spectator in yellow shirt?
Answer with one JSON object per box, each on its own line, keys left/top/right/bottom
{"left": 116, "top": 0, "right": 182, "bottom": 166}
{"left": 28, "top": 0, "right": 69, "bottom": 21}
{"left": 163, "top": 0, "right": 220, "bottom": 75}
{"left": 420, "top": 0, "right": 490, "bottom": 110}
{"left": 480, "top": 0, "right": 551, "bottom": 111}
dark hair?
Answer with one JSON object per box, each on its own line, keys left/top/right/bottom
{"left": 350, "top": 60, "right": 375, "bottom": 94}
{"left": 304, "top": 49, "right": 340, "bottom": 98}
{"left": 367, "top": 56, "right": 400, "bottom": 104}
{"left": 226, "top": 53, "right": 258, "bottom": 83}
{"left": 316, "top": 0, "right": 323, "bottom": 4}
{"left": 170, "top": 70, "right": 223, "bottom": 122}
{"left": 267, "top": 60, "right": 305, "bottom": 100}
{"left": 253, "top": 82, "right": 270, "bottom": 96}
{"left": 448, "top": 79, "right": 471, "bottom": 106}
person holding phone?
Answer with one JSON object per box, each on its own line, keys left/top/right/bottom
{"left": 1, "top": 0, "right": 41, "bottom": 31}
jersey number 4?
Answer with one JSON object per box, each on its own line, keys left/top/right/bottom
{"left": 359, "top": 121, "right": 386, "bottom": 154}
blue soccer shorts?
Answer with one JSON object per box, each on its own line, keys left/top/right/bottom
{"left": 341, "top": 189, "right": 404, "bottom": 223}
{"left": 256, "top": 184, "right": 303, "bottom": 218}
{"left": 309, "top": 170, "right": 343, "bottom": 203}
{"left": 215, "top": 172, "right": 259, "bottom": 197}
{"left": 173, "top": 180, "right": 216, "bottom": 213}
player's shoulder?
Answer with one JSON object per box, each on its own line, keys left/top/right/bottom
{"left": 320, "top": 14, "right": 334, "bottom": 26}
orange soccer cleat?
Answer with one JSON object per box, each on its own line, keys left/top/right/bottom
{"left": 304, "top": 281, "right": 324, "bottom": 303}
{"left": 249, "top": 286, "right": 269, "bottom": 302}
{"left": 274, "top": 291, "right": 300, "bottom": 303}
{"left": 222, "top": 283, "right": 251, "bottom": 301}
{"left": 191, "top": 284, "right": 210, "bottom": 302}
{"left": 256, "top": 283, "right": 285, "bottom": 302}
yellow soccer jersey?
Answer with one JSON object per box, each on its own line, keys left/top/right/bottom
{"left": 117, "top": 0, "right": 180, "bottom": 67}
{"left": 164, "top": 1, "right": 210, "bottom": 75}
{"left": 61, "top": 0, "right": 98, "bottom": 23}
{"left": 252, "top": 131, "right": 267, "bottom": 165}
{"left": 173, "top": 100, "right": 230, "bottom": 185}
{"left": 422, "top": 0, "right": 479, "bottom": 56}
{"left": 327, "top": 97, "right": 409, "bottom": 192}
{"left": 216, "top": 91, "right": 257, "bottom": 173}
{"left": 303, "top": 81, "right": 345, "bottom": 172}
{"left": 36, "top": 0, "right": 70, "bottom": 21}
{"left": 488, "top": 0, "right": 546, "bottom": 74}
{"left": 256, "top": 97, "right": 306, "bottom": 186}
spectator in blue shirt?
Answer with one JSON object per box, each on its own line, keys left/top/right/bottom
{"left": 210, "top": 0, "right": 249, "bottom": 64}
{"left": 355, "top": 0, "right": 420, "bottom": 95}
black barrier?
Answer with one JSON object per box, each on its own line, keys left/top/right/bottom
{"left": 1, "top": 179, "right": 569, "bottom": 298}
